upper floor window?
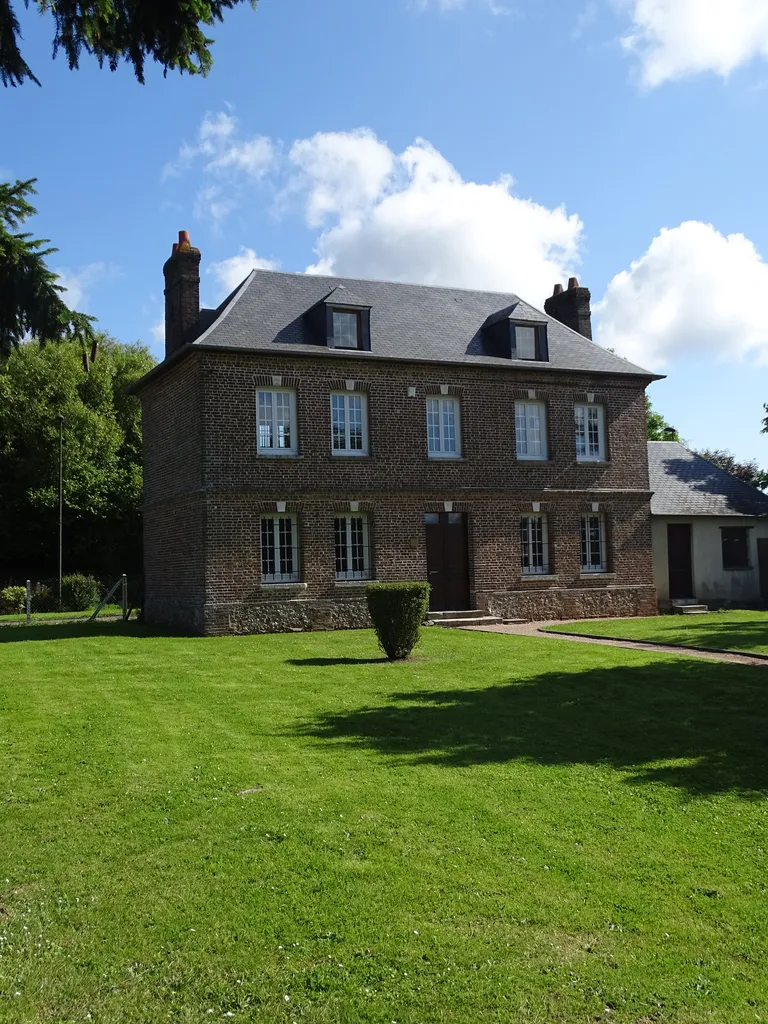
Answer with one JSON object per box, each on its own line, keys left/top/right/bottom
{"left": 257, "top": 389, "right": 297, "bottom": 455}
{"left": 427, "top": 396, "right": 461, "bottom": 459}
{"left": 331, "top": 393, "right": 369, "bottom": 455}
{"left": 580, "top": 513, "right": 607, "bottom": 573}
{"left": 261, "top": 514, "right": 300, "bottom": 583}
{"left": 515, "top": 326, "right": 537, "bottom": 360}
{"left": 515, "top": 401, "right": 548, "bottom": 460}
{"left": 332, "top": 310, "right": 362, "bottom": 349}
{"left": 722, "top": 527, "right": 750, "bottom": 569}
{"left": 574, "top": 403, "right": 606, "bottom": 462}
{"left": 335, "top": 514, "right": 372, "bottom": 580}
{"left": 521, "top": 515, "right": 550, "bottom": 575}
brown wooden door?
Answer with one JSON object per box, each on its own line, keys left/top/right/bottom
{"left": 757, "top": 539, "right": 768, "bottom": 600}
{"left": 425, "top": 512, "right": 470, "bottom": 611}
{"left": 667, "top": 523, "right": 694, "bottom": 599}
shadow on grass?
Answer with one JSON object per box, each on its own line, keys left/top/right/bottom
{"left": 287, "top": 657, "right": 388, "bottom": 666}
{"left": 651, "top": 619, "right": 768, "bottom": 654}
{"left": 0, "top": 622, "right": 184, "bottom": 643}
{"left": 300, "top": 658, "right": 768, "bottom": 797}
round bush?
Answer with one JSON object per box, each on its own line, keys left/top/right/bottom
{"left": 365, "top": 581, "right": 431, "bottom": 661}
{"left": 0, "top": 585, "right": 26, "bottom": 615}
{"left": 60, "top": 573, "right": 101, "bottom": 612}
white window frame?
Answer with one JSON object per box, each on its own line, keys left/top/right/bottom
{"left": 334, "top": 513, "right": 372, "bottom": 581}
{"left": 520, "top": 514, "right": 550, "bottom": 575}
{"left": 515, "top": 401, "right": 548, "bottom": 461}
{"left": 257, "top": 388, "right": 298, "bottom": 456}
{"left": 426, "top": 396, "right": 462, "bottom": 459}
{"left": 580, "top": 513, "right": 607, "bottom": 574}
{"left": 330, "top": 392, "right": 369, "bottom": 456}
{"left": 260, "top": 514, "right": 300, "bottom": 583}
{"left": 332, "top": 309, "right": 361, "bottom": 349}
{"left": 574, "top": 403, "right": 606, "bottom": 462}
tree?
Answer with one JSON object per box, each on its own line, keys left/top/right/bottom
{"left": 646, "top": 396, "right": 680, "bottom": 441}
{"left": 694, "top": 449, "right": 768, "bottom": 492}
{"left": 0, "top": 178, "right": 96, "bottom": 358}
{"left": 1, "top": 0, "right": 257, "bottom": 87}
{"left": 0, "top": 335, "right": 155, "bottom": 579}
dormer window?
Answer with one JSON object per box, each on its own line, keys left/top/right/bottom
{"left": 481, "top": 307, "right": 549, "bottom": 362}
{"left": 332, "top": 310, "right": 361, "bottom": 349}
{"left": 515, "top": 326, "right": 537, "bottom": 360}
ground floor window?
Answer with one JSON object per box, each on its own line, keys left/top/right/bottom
{"left": 721, "top": 526, "right": 749, "bottom": 569}
{"left": 335, "top": 514, "right": 372, "bottom": 580}
{"left": 520, "top": 515, "right": 550, "bottom": 574}
{"left": 580, "top": 513, "right": 607, "bottom": 573}
{"left": 260, "top": 514, "right": 300, "bottom": 583}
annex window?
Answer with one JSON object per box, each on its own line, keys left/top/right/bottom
{"left": 426, "top": 396, "right": 461, "bottom": 458}
{"left": 334, "top": 514, "right": 372, "bottom": 580}
{"left": 260, "top": 515, "right": 300, "bottom": 583}
{"left": 580, "top": 513, "right": 607, "bottom": 574}
{"left": 520, "top": 515, "right": 550, "bottom": 575}
{"left": 515, "top": 401, "right": 548, "bottom": 460}
{"left": 330, "top": 392, "right": 369, "bottom": 455}
{"left": 574, "top": 404, "right": 606, "bottom": 462}
{"left": 332, "top": 310, "right": 361, "bottom": 349}
{"left": 257, "top": 389, "right": 297, "bottom": 455}
{"left": 722, "top": 527, "right": 750, "bottom": 570}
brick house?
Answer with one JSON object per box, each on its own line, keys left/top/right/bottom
{"left": 131, "top": 231, "right": 660, "bottom": 635}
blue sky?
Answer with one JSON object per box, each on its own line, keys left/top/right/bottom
{"left": 5, "top": 0, "right": 768, "bottom": 462}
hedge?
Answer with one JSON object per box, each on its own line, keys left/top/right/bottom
{"left": 365, "top": 581, "right": 431, "bottom": 661}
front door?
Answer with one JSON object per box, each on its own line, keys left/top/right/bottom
{"left": 667, "top": 523, "right": 694, "bottom": 599}
{"left": 757, "top": 539, "right": 768, "bottom": 600}
{"left": 425, "top": 512, "right": 470, "bottom": 611}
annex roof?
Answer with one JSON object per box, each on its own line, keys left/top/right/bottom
{"left": 648, "top": 441, "right": 768, "bottom": 517}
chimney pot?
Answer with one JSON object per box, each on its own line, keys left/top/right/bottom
{"left": 568, "top": 277, "right": 579, "bottom": 290}
{"left": 553, "top": 283, "right": 563, "bottom": 296}
{"left": 544, "top": 278, "right": 592, "bottom": 340}
{"left": 179, "top": 229, "right": 191, "bottom": 248}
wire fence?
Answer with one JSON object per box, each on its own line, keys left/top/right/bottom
{"left": 0, "top": 575, "right": 138, "bottom": 625}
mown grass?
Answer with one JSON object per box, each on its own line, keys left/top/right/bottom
{"left": 543, "top": 609, "right": 768, "bottom": 656}
{"left": 1, "top": 624, "right": 767, "bottom": 1023}
{"left": 0, "top": 604, "right": 122, "bottom": 624}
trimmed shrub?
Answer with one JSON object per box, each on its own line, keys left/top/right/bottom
{"left": 60, "top": 573, "right": 101, "bottom": 612}
{"left": 0, "top": 585, "right": 26, "bottom": 615}
{"left": 365, "top": 581, "right": 431, "bottom": 661}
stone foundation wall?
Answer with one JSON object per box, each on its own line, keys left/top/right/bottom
{"left": 484, "top": 585, "right": 658, "bottom": 622}
{"left": 144, "top": 597, "right": 206, "bottom": 634}
{"left": 204, "top": 596, "right": 371, "bottom": 636}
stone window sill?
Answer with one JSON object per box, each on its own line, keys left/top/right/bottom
{"left": 259, "top": 582, "right": 308, "bottom": 593}
{"left": 579, "top": 572, "right": 616, "bottom": 580}
{"left": 333, "top": 579, "right": 372, "bottom": 587}
{"left": 427, "top": 456, "right": 465, "bottom": 462}
{"left": 520, "top": 574, "right": 560, "bottom": 581}
{"left": 256, "top": 452, "right": 303, "bottom": 459}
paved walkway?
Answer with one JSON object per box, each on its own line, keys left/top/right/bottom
{"left": 461, "top": 620, "right": 768, "bottom": 667}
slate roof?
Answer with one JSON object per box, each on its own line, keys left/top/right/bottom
{"left": 648, "top": 441, "right": 768, "bottom": 517}
{"left": 190, "top": 268, "right": 657, "bottom": 378}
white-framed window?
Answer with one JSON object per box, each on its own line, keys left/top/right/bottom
{"left": 332, "top": 310, "right": 361, "bottom": 349}
{"left": 515, "top": 401, "right": 548, "bottom": 460}
{"left": 260, "top": 514, "right": 300, "bottom": 583}
{"left": 330, "top": 392, "right": 368, "bottom": 455}
{"left": 574, "top": 403, "right": 606, "bottom": 461}
{"left": 257, "top": 389, "right": 297, "bottom": 455}
{"left": 580, "top": 513, "right": 607, "bottom": 573}
{"left": 515, "top": 325, "right": 537, "bottom": 360}
{"left": 334, "top": 514, "right": 372, "bottom": 580}
{"left": 520, "top": 515, "right": 550, "bottom": 575}
{"left": 426, "top": 396, "right": 461, "bottom": 458}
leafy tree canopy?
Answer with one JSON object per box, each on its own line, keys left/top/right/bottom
{"left": 1, "top": 0, "right": 256, "bottom": 87}
{"left": 0, "top": 178, "right": 96, "bottom": 358}
{"left": 694, "top": 449, "right": 768, "bottom": 492}
{"left": 646, "top": 396, "right": 680, "bottom": 441}
{"left": 0, "top": 335, "right": 155, "bottom": 579}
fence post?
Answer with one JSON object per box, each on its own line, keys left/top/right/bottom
{"left": 121, "top": 574, "right": 128, "bottom": 620}
{"left": 26, "top": 580, "right": 31, "bottom": 625}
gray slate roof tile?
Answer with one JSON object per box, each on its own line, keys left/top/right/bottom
{"left": 194, "top": 269, "right": 656, "bottom": 377}
{"left": 648, "top": 441, "right": 768, "bottom": 516}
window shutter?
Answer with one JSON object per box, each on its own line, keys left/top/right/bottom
{"left": 360, "top": 308, "right": 372, "bottom": 351}
{"left": 537, "top": 324, "right": 549, "bottom": 362}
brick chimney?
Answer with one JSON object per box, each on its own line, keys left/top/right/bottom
{"left": 544, "top": 277, "right": 592, "bottom": 340}
{"left": 163, "top": 230, "right": 201, "bottom": 358}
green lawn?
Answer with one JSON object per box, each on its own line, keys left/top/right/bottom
{"left": 1, "top": 625, "right": 767, "bottom": 1023}
{"left": 543, "top": 609, "right": 768, "bottom": 656}
{"left": 0, "top": 604, "right": 122, "bottom": 624}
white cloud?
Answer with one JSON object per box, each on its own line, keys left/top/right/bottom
{"left": 287, "top": 130, "right": 582, "bottom": 304}
{"left": 595, "top": 221, "right": 768, "bottom": 369}
{"left": 163, "top": 111, "right": 277, "bottom": 225}
{"left": 208, "top": 247, "right": 279, "bottom": 299}
{"left": 415, "top": 0, "right": 516, "bottom": 13}
{"left": 150, "top": 318, "right": 165, "bottom": 343}
{"left": 55, "top": 262, "right": 118, "bottom": 310}
{"left": 623, "top": 0, "right": 768, "bottom": 86}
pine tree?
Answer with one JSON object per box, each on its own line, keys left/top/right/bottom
{"left": 0, "top": 178, "right": 96, "bottom": 359}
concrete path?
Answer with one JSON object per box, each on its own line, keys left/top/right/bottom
{"left": 460, "top": 620, "right": 768, "bottom": 668}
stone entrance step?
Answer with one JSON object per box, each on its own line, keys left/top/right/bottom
{"left": 678, "top": 604, "right": 710, "bottom": 615}
{"left": 430, "top": 615, "right": 505, "bottom": 628}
